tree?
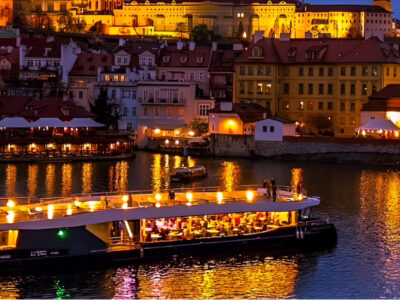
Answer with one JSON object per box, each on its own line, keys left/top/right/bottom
{"left": 306, "top": 115, "right": 333, "bottom": 135}
{"left": 57, "top": 11, "right": 74, "bottom": 32}
{"left": 90, "top": 88, "right": 122, "bottom": 130}
{"left": 74, "top": 17, "right": 86, "bottom": 33}
{"left": 186, "top": 118, "right": 209, "bottom": 136}
{"left": 191, "top": 24, "right": 211, "bottom": 44}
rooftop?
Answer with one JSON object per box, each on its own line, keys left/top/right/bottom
{"left": 209, "top": 102, "right": 267, "bottom": 123}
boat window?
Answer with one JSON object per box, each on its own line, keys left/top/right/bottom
{"left": 0, "top": 230, "right": 18, "bottom": 249}
{"left": 140, "top": 211, "right": 297, "bottom": 243}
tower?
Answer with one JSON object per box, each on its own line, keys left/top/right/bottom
{"left": 373, "top": 0, "right": 392, "bottom": 12}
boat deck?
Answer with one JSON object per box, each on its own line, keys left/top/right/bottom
{"left": 0, "top": 186, "right": 307, "bottom": 226}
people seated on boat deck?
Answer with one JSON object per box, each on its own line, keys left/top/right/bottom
{"left": 168, "top": 189, "right": 175, "bottom": 201}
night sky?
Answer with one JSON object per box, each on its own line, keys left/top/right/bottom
{"left": 307, "top": 0, "right": 399, "bottom": 18}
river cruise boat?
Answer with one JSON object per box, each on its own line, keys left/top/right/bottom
{"left": 0, "top": 185, "right": 336, "bottom": 271}
{"left": 170, "top": 165, "right": 207, "bottom": 182}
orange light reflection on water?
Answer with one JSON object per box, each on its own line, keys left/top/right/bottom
{"left": 219, "top": 161, "right": 240, "bottom": 192}
{"left": 5, "top": 164, "right": 16, "bottom": 198}
{"left": 82, "top": 163, "right": 93, "bottom": 195}
{"left": 109, "top": 161, "right": 129, "bottom": 193}
{"left": 45, "top": 164, "right": 55, "bottom": 197}
{"left": 27, "top": 164, "right": 38, "bottom": 198}
{"left": 61, "top": 164, "right": 72, "bottom": 196}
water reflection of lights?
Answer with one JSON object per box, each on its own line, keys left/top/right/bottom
{"left": 109, "top": 161, "right": 129, "bottom": 192}
{"left": 152, "top": 154, "right": 163, "bottom": 193}
{"left": 219, "top": 161, "right": 240, "bottom": 192}
{"left": 359, "top": 170, "right": 400, "bottom": 285}
{"left": 5, "top": 164, "right": 16, "bottom": 197}
{"left": 0, "top": 280, "right": 20, "bottom": 299}
{"left": 45, "top": 164, "right": 56, "bottom": 197}
{"left": 113, "top": 267, "right": 137, "bottom": 300}
{"left": 134, "top": 257, "right": 298, "bottom": 298}
{"left": 61, "top": 164, "right": 73, "bottom": 196}
{"left": 82, "top": 163, "right": 93, "bottom": 194}
{"left": 27, "top": 164, "right": 38, "bottom": 198}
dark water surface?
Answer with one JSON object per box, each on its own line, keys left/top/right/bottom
{"left": 0, "top": 151, "right": 399, "bottom": 298}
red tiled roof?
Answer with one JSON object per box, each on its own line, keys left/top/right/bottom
{"left": 235, "top": 37, "right": 400, "bottom": 64}
{"left": 209, "top": 102, "right": 267, "bottom": 123}
{"left": 69, "top": 53, "right": 113, "bottom": 77}
{"left": 369, "top": 85, "right": 400, "bottom": 100}
{"left": 158, "top": 45, "right": 211, "bottom": 68}
{"left": 0, "top": 97, "right": 94, "bottom": 121}
{"left": 209, "top": 49, "right": 242, "bottom": 72}
{"left": 0, "top": 37, "right": 17, "bottom": 48}
{"left": 25, "top": 46, "right": 61, "bottom": 59}
{"left": 0, "top": 48, "right": 19, "bottom": 65}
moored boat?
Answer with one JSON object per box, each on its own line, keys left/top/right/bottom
{"left": 170, "top": 165, "right": 207, "bottom": 182}
{"left": 0, "top": 184, "right": 336, "bottom": 271}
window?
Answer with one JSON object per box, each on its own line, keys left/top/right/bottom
{"left": 248, "top": 82, "right": 253, "bottom": 94}
{"left": 341, "top": 67, "right": 346, "bottom": 76}
{"left": 339, "top": 117, "right": 345, "bottom": 125}
{"left": 350, "top": 117, "right": 356, "bottom": 125}
{"left": 111, "top": 89, "right": 116, "bottom": 99}
{"left": 328, "top": 84, "right": 333, "bottom": 95}
{"left": 132, "top": 107, "right": 136, "bottom": 117}
{"left": 351, "top": 84, "right": 356, "bottom": 95}
{"left": 199, "top": 73, "right": 205, "bottom": 81}
{"left": 257, "top": 66, "right": 264, "bottom": 76}
{"left": 248, "top": 66, "right": 254, "bottom": 76}
{"left": 266, "top": 66, "right": 272, "bottom": 76}
{"left": 328, "top": 67, "right": 333, "bottom": 76}
{"left": 178, "top": 108, "right": 184, "bottom": 117}
{"left": 372, "top": 66, "right": 378, "bottom": 77}
{"left": 341, "top": 84, "right": 346, "bottom": 95}
{"left": 351, "top": 66, "right": 356, "bottom": 76}
{"left": 252, "top": 47, "right": 263, "bottom": 57}
{"left": 167, "top": 107, "right": 174, "bottom": 116}
{"left": 265, "top": 83, "right": 272, "bottom": 95}
{"left": 123, "top": 107, "right": 128, "bottom": 116}
{"left": 372, "top": 85, "right": 377, "bottom": 94}
{"left": 362, "top": 84, "right": 367, "bottom": 95}
{"left": 308, "top": 67, "right": 314, "bottom": 76}
{"left": 104, "top": 74, "right": 110, "bottom": 82}
{"left": 131, "top": 90, "right": 136, "bottom": 99}
{"left": 113, "top": 75, "right": 119, "bottom": 81}
{"left": 327, "top": 102, "right": 333, "bottom": 110}
{"left": 240, "top": 66, "right": 245, "bottom": 75}
{"left": 79, "top": 91, "right": 83, "bottom": 99}
{"left": 308, "top": 84, "right": 313, "bottom": 95}
{"left": 190, "top": 73, "right": 195, "bottom": 81}
{"left": 299, "top": 84, "right": 304, "bottom": 95}
{"left": 270, "top": 126, "right": 275, "bottom": 133}
{"left": 340, "top": 102, "right": 345, "bottom": 111}
{"left": 350, "top": 102, "right": 355, "bottom": 111}
{"left": 283, "top": 66, "right": 290, "bottom": 76}
{"left": 298, "top": 101, "right": 304, "bottom": 110}
{"left": 283, "top": 102, "right": 290, "bottom": 110}
{"left": 127, "top": 123, "right": 132, "bottom": 130}
{"left": 319, "top": 84, "right": 324, "bottom": 95}
{"left": 199, "top": 104, "right": 210, "bottom": 116}
{"left": 257, "top": 83, "right": 263, "bottom": 94}
{"left": 123, "top": 90, "right": 130, "bottom": 98}
{"left": 239, "top": 82, "right": 245, "bottom": 94}
{"left": 154, "top": 107, "right": 160, "bottom": 116}
{"left": 299, "top": 67, "right": 304, "bottom": 76}
{"left": 284, "top": 83, "right": 290, "bottom": 94}
{"left": 362, "top": 66, "right": 368, "bottom": 76}
{"left": 262, "top": 126, "right": 268, "bottom": 132}
{"left": 307, "top": 101, "right": 314, "bottom": 110}
{"left": 143, "top": 107, "right": 148, "bottom": 116}
{"left": 319, "top": 67, "right": 324, "bottom": 76}
{"left": 318, "top": 102, "right": 324, "bottom": 110}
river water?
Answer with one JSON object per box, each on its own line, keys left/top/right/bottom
{"left": 0, "top": 151, "right": 399, "bottom": 298}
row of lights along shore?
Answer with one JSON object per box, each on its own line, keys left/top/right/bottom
{"left": 3, "top": 191, "right": 256, "bottom": 223}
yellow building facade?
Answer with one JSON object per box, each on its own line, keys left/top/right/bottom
{"left": 24, "top": 0, "right": 394, "bottom": 39}
{"left": 235, "top": 38, "right": 400, "bottom": 137}
{"left": 0, "top": 0, "right": 13, "bottom": 27}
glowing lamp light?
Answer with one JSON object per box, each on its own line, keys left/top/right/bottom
{"left": 35, "top": 206, "right": 42, "bottom": 212}
{"left": 48, "top": 205, "right": 54, "bottom": 219}
{"left": 122, "top": 202, "right": 128, "bottom": 209}
{"left": 228, "top": 120, "right": 235, "bottom": 126}
{"left": 243, "top": 31, "right": 247, "bottom": 38}
{"left": 88, "top": 201, "right": 96, "bottom": 212}
{"left": 188, "top": 131, "right": 195, "bottom": 136}
{"left": 186, "top": 192, "right": 193, "bottom": 202}
{"left": 155, "top": 193, "right": 162, "bottom": 201}
{"left": 155, "top": 202, "right": 161, "bottom": 208}
{"left": 395, "top": 131, "right": 400, "bottom": 138}
{"left": 66, "top": 206, "right": 72, "bottom": 216}
{"left": 217, "top": 192, "right": 223, "bottom": 204}
{"left": 298, "top": 194, "right": 303, "bottom": 201}
{"left": 246, "top": 191, "right": 254, "bottom": 202}
{"left": 74, "top": 200, "right": 81, "bottom": 208}
{"left": 186, "top": 202, "right": 192, "bottom": 206}
{"left": 6, "top": 211, "right": 14, "bottom": 224}
{"left": 154, "top": 128, "right": 161, "bottom": 134}
{"left": 57, "top": 229, "right": 68, "bottom": 239}
{"left": 165, "top": 139, "right": 170, "bottom": 145}
{"left": 122, "top": 195, "right": 129, "bottom": 202}
{"left": 6, "top": 200, "right": 15, "bottom": 208}
{"left": 175, "top": 140, "right": 179, "bottom": 145}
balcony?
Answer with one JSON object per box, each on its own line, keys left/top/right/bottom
{"left": 139, "top": 97, "right": 186, "bottom": 104}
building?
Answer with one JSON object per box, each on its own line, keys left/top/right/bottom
{"left": 158, "top": 42, "right": 212, "bottom": 98}
{"left": 234, "top": 36, "right": 400, "bottom": 137}
{"left": 255, "top": 117, "right": 295, "bottom": 142}
{"left": 24, "top": 0, "right": 395, "bottom": 40}
{"left": 360, "top": 84, "right": 400, "bottom": 127}
{"left": 0, "top": 0, "right": 13, "bottom": 27}
{"left": 208, "top": 102, "right": 267, "bottom": 135}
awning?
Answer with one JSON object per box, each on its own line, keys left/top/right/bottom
{"left": 32, "top": 118, "right": 68, "bottom": 128}
{"left": 149, "top": 124, "right": 185, "bottom": 130}
{"left": 0, "top": 117, "right": 33, "bottom": 128}
{"left": 356, "top": 119, "right": 400, "bottom": 131}
{"left": 67, "top": 118, "right": 104, "bottom": 128}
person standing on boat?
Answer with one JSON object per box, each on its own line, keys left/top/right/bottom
{"left": 168, "top": 189, "right": 175, "bottom": 201}
{"left": 271, "top": 178, "right": 277, "bottom": 202}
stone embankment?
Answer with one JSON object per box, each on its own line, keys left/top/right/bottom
{"left": 210, "top": 134, "right": 400, "bottom": 165}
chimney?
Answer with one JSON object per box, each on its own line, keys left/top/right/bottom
{"left": 212, "top": 41, "right": 217, "bottom": 51}
{"left": 253, "top": 31, "right": 265, "bottom": 44}
{"left": 189, "top": 41, "right": 196, "bottom": 51}
{"left": 177, "top": 41, "right": 184, "bottom": 50}
{"left": 220, "top": 102, "right": 233, "bottom": 112}
{"left": 119, "top": 38, "right": 126, "bottom": 46}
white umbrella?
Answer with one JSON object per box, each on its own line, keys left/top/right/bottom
{"left": 356, "top": 119, "right": 400, "bottom": 131}
{"left": 32, "top": 118, "right": 68, "bottom": 128}
{"left": 0, "top": 117, "right": 33, "bottom": 128}
{"left": 67, "top": 118, "right": 104, "bottom": 128}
